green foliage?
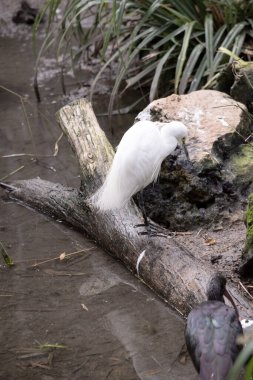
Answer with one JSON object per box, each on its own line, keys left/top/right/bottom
{"left": 244, "top": 193, "right": 253, "bottom": 255}
{"left": 227, "top": 338, "right": 253, "bottom": 379}
{"left": 0, "top": 241, "right": 13, "bottom": 267}
{"left": 34, "top": 0, "right": 253, "bottom": 110}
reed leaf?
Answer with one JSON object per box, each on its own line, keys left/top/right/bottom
{"left": 205, "top": 13, "right": 214, "bottom": 75}
{"left": 124, "top": 60, "right": 158, "bottom": 91}
{"left": 227, "top": 340, "right": 253, "bottom": 380}
{"left": 179, "top": 44, "right": 204, "bottom": 94}
{"left": 149, "top": 45, "right": 176, "bottom": 101}
{"left": 189, "top": 54, "right": 207, "bottom": 92}
{"left": 90, "top": 27, "right": 153, "bottom": 98}
{"left": 212, "top": 21, "right": 247, "bottom": 75}
{"left": 34, "top": 0, "right": 253, "bottom": 113}
{"left": 175, "top": 21, "right": 195, "bottom": 93}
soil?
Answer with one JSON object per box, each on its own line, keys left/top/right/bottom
{"left": 0, "top": 4, "right": 199, "bottom": 380}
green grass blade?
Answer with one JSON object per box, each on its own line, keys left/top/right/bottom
{"left": 40, "top": 343, "right": 67, "bottom": 350}
{"left": 227, "top": 340, "right": 253, "bottom": 380}
{"left": 150, "top": 45, "right": 176, "bottom": 101}
{"left": 230, "top": 32, "right": 246, "bottom": 60}
{"left": 56, "top": 1, "right": 101, "bottom": 59}
{"left": 175, "top": 21, "right": 196, "bottom": 93}
{"left": 245, "top": 356, "right": 253, "bottom": 380}
{"left": 213, "top": 24, "right": 227, "bottom": 49}
{"left": 90, "top": 27, "right": 153, "bottom": 98}
{"left": 125, "top": 60, "right": 158, "bottom": 91}
{"left": 211, "top": 21, "right": 247, "bottom": 76}
{"left": 108, "top": 21, "right": 172, "bottom": 115}
{"left": 189, "top": 53, "right": 207, "bottom": 92}
{"left": 179, "top": 43, "right": 204, "bottom": 94}
{"left": 100, "top": 0, "right": 119, "bottom": 58}
{"left": 166, "top": 0, "right": 205, "bottom": 20}
{"left": 153, "top": 24, "right": 185, "bottom": 50}
{"left": 160, "top": 5, "right": 191, "bottom": 24}
{"left": 205, "top": 13, "right": 213, "bottom": 74}
{"left": 0, "top": 242, "right": 13, "bottom": 267}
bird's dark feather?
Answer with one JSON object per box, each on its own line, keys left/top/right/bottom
{"left": 185, "top": 300, "right": 243, "bottom": 380}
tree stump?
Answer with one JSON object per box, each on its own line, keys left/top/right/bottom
{"left": 0, "top": 98, "right": 251, "bottom": 318}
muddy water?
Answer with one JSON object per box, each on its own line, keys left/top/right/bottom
{"left": 0, "top": 23, "right": 197, "bottom": 380}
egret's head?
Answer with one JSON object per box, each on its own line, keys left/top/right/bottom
{"left": 169, "top": 121, "right": 188, "bottom": 141}
{"left": 160, "top": 121, "right": 189, "bottom": 159}
{"left": 156, "top": 121, "right": 189, "bottom": 159}
{"left": 158, "top": 120, "right": 188, "bottom": 142}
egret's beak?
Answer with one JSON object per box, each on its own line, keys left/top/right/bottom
{"left": 182, "top": 138, "right": 190, "bottom": 160}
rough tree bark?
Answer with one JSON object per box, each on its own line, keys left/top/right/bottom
{"left": 0, "top": 99, "right": 251, "bottom": 318}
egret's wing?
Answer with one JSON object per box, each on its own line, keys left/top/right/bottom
{"left": 91, "top": 121, "right": 166, "bottom": 210}
{"left": 117, "top": 123, "right": 163, "bottom": 194}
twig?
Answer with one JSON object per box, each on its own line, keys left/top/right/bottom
{"left": 0, "top": 165, "right": 25, "bottom": 181}
{"left": 53, "top": 133, "right": 63, "bottom": 156}
{"left": 2, "top": 133, "right": 63, "bottom": 159}
{"left": 0, "top": 182, "right": 16, "bottom": 191}
{"left": 31, "top": 247, "right": 96, "bottom": 267}
{"left": 239, "top": 281, "right": 253, "bottom": 301}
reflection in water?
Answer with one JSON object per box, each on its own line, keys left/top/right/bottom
{"left": 79, "top": 269, "right": 122, "bottom": 297}
{"left": 106, "top": 297, "right": 197, "bottom": 380}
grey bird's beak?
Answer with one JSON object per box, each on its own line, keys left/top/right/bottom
{"left": 182, "top": 138, "right": 190, "bottom": 160}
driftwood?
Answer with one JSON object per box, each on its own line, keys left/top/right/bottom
{"left": 0, "top": 98, "right": 251, "bottom": 318}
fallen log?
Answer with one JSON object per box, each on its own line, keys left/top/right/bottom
{"left": 0, "top": 98, "right": 251, "bottom": 318}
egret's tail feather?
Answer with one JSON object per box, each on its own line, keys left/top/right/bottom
{"left": 89, "top": 171, "right": 127, "bottom": 211}
{"left": 90, "top": 187, "right": 124, "bottom": 211}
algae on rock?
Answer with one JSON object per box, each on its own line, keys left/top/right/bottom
{"left": 229, "top": 145, "right": 253, "bottom": 193}
{"left": 241, "top": 193, "right": 253, "bottom": 274}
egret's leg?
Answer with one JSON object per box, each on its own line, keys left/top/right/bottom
{"left": 137, "top": 191, "right": 149, "bottom": 229}
{"left": 134, "top": 191, "right": 168, "bottom": 237}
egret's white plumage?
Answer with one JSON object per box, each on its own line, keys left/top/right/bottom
{"left": 91, "top": 120, "right": 188, "bottom": 211}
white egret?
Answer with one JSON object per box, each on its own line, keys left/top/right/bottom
{"left": 91, "top": 120, "right": 188, "bottom": 230}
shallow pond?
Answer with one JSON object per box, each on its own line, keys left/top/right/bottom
{"left": 0, "top": 17, "right": 197, "bottom": 380}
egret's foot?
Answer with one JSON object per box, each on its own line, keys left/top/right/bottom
{"left": 134, "top": 222, "right": 174, "bottom": 238}
{"left": 137, "top": 230, "right": 168, "bottom": 238}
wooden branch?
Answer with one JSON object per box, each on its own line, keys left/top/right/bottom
{"left": 56, "top": 99, "right": 114, "bottom": 193}
{"left": 0, "top": 98, "right": 251, "bottom": 318}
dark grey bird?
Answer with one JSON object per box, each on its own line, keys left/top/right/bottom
{"left": 185, "top": 273, "right": 243, "bottom": 380}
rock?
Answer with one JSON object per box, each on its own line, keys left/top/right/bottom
{"left": 138, "top": 90, "right": 250, "bottom": 163}
{"left": 227, "top": 145, "right": 253, "bottom": 194}
{"left": 214, "top": 64, "right": 253, "bottom": 113}
{"left": 231, "top": 66, "right": 253, "bottom": 113}
{"left": 240, "top": 193, "right": 253, "bottom": 275}
{"left": 214, "top": 64, "right": 235, "bottom": 95}
{"left": 136, "top": 90, "right": 253, "bottom": 230}
{"left": 12, "top": 1, "right": 41, "bottom": 25}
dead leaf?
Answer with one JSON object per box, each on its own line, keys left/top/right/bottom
{"left": 59, "top": 252, "right": 66, "bottom": 261}
{"left": 204, "top": 237, "right": 216, "bottom": 246}
{"left": 53, "top": 133, "right": 63, "bottom": 157}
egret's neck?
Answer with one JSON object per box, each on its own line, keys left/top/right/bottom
{"left": 160, "top": 128, "right": 178, "bottom": 153}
